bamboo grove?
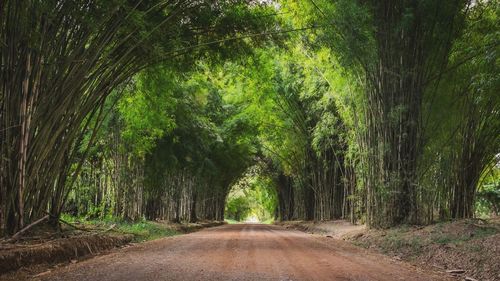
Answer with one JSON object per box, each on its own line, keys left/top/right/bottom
{"left": 0, "top": 0, "right": 498, "bottom": 235}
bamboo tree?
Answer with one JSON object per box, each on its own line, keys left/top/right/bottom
{"left": 0, "top": 0, "right": 278, "bottom": 235}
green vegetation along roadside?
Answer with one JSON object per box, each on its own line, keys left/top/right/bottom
{"left": 60, "top": 214, "right": 180, "bottom": 242}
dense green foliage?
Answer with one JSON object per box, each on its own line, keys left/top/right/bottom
{"left": 0, "top": 0, "right": 277, "bottom": 234}
{"left": 0, "top": 0, "right": 498, "bottom": 236}
{"left": 61, "top": 214, "right": 179, "bottom": 242}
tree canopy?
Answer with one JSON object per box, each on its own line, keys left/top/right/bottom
{"left": 0, "top": 0, "right": 498, "bottom": 235}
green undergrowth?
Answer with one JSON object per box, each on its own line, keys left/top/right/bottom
{"left": 115, "top": 221, "right": 179, "bottom": 242}
{"left": 61, "top": 214, "right": 179, "bottom": 242}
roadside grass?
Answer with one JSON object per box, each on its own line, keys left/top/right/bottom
{"left": 348, "top": 218, "right": 500, "bottom": 262}
{"left": 430, "top": 222, "right": 498, "bottom": 245}
{"left": 115, "top": 221, "right": 179, "bottom": 242}
{"left": 61, "top": 214, "right": 179, "bottom": 242}
{"left": 350, "top": 218, "right": 499, "bottom": 257}
{"left": 376, "top": 229, "right": 424, "bottom": 256}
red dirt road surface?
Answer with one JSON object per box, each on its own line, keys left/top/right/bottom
{"left": 35, "top": 224, "right": 448, "bottom": 281}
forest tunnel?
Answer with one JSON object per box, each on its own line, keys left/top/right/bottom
{"left": 224, "top": 166, "right": 278, "bottom": 223}
{"left": 1, "top": 0, "right": 498, "bottom": 238}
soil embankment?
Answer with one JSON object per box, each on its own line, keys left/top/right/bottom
{"left": 282, "top": 219, "right": 500, "bottom": 281}
{"left": 0, "top": 233, "right": 133, "bottom": 274}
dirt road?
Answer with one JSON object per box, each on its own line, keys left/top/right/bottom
{"left": 35, "top": 224, "right": 447, "bottom": 281}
